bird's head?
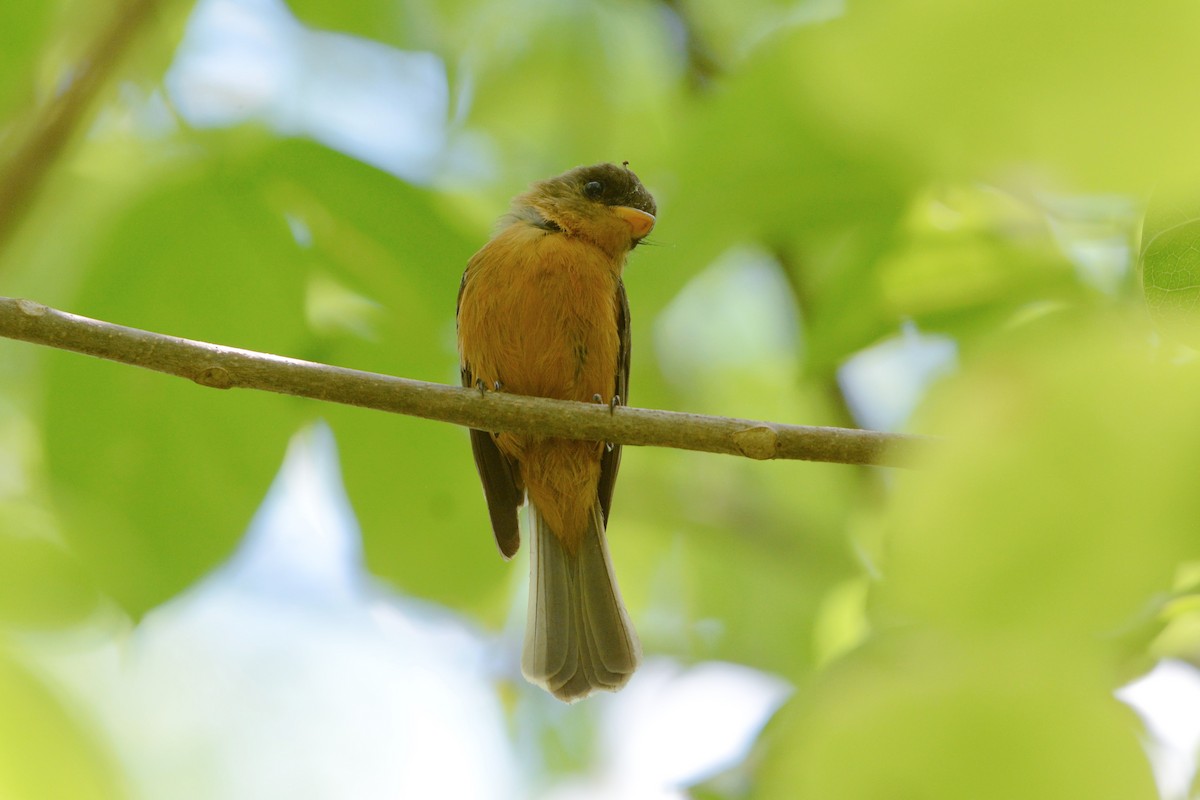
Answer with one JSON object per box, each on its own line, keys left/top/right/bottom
{"left": 509, "top": 162, "right": 656, "bottom": 258}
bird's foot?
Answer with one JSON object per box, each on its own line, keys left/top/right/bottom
{"left": 592, "top": 393, "right": 621, "bottom": 415}
{"left": 592, "top": 393, "right": 621, "bottom": 452}
{"left": 475, "top": 378, "right": 504, "bottom": 396}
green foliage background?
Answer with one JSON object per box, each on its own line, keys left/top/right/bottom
{"left": 4, "top": 0, "right": 1200, "bottom": 796}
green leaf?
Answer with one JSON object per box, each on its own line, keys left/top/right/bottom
{"left": 285, "top": 0, "right": 409, "bottom": 44}
{"left": 1140, "top": 193, "right": 1200, "bottom": 347}
{"left": 759, "top": 637, "right": 1156, "bottom": 799}
{"left": 0, "top": 533, "right": 99, "bottom": 628}
{"left": 0, "top": 3, "right": 55, "bottom": 122}
{"left": 42, "top": 135, "right": 514, "bottom": 618}
{"left": 243, "top": 141, "right": 514, "bottom": 614}
{"left": 44, "top": 150, "right": 311, "bottom": 616}
{"left": 882, "top": 313, "right": 1200, "bottom": 636}
{"left": 461, "top": 1, "right": 680, "bottom": 176}
{"left": 663, "top": 34, "right": 911, "bottom": 378}
{"left": 793, "top": 0, "right": 1200, "bottom": 189}
{"left": 0, "top": 648, "right": 126, "bottom": 800}
{"left": 667, "top": 33, "right": 910, "bottom": 267}
{"left": 614, "top": 386, "right": 861, "bottom": 677}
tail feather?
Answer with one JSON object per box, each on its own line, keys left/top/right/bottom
{"left": 522, "top": 502, "right": 640, "bottom": 702}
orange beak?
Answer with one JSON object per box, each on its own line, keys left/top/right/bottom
{"left": 613, "top": 206, "right": 656, "bottom": 239}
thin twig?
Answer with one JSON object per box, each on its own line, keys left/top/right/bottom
{"left": 0, "top": 297, "right": 931, "bottom": 467}
{"left": 0, "top": 0, "right": 160, "bottom": 257}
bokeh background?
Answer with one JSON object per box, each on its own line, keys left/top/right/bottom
{"left": 6, "top": 0, "right": 1200, "bottom": 797}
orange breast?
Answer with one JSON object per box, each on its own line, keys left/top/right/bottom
{"left": 458, "top": 223, "right": 622, "bottom": 404}
{"left": 458, "top": 222, "right": 625, "bottom": 547}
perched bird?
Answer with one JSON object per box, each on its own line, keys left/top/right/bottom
{"left": 456, "top": 163, "right": 656, "bottom": 702}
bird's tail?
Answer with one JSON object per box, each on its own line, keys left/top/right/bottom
{"left": 522, "top": 500, "right": 640, "bottom": 702}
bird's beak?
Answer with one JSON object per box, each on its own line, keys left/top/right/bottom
{"left": 612, "top": 206, "right": 656, "bottom": 239}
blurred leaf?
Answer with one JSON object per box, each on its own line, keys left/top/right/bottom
{"left": 462, "top": 0, "right": 680, "bottom": 176}
{"left": 39, "top": 131, "right": 526, "bottom": 616}
{"left": 38, "top": 131, "right": 519, "bottom": 617}
{"left": 758, "top": 636, "right": 1156, "bottom": 799}
{"left": 881, "top": 313, "right": 1200, "bottom": 637}
{"left": 287, "top": 0, "right": 481, "bottom": 51}
{"left": 0, "top": 649, "right": 125, "bottom": 799}
{"left": 44, "top": 146, "right": 311, "bottom": 616}
{"left": 1153, "top": 612, "right": 1200, "bottom": 669}
{"left": 793, "top": 0, "right": 1200, "bottom": 190}
{"left": 248, "top": 141, "right": 514, "bottom": 613}
{"left": 675, "top": 0, "right": 839, "bottom": 68}
{"left": 0, "top": 3, "right": 56, "bottom": 122}
{"left": 334, "top": 409, "right": 515, "bottom": 616}
{"left": 667, "top": 33, "right": 909, "bottom": 273}
{"left": 0, "top": 533, "right": 99, "bottom": 628}
{"left": 785, "top": 227, "right": 897, "bottom": 383}
{"left": 620, "top": 385, "right": 861, "bottom": 677}
{"left": 664, "top": 34, "right": 911, "bottom": 379}
{"left": 1140, "top": 191, "right": 1200, "bottom": 348}
{"left": 285, "top": 0, "right": 408, "bottom": 44}
{"left": 878, "top": 186, "right": 1076, "bottom": 322}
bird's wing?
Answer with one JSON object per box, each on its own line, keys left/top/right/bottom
{"left": 597, "top": 278, "right": 630, "bottom": 526}
{"left": 458, "top": 271, "right": 524, "bottom": 559}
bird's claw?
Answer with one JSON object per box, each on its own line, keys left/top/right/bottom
{"left": 594, "top": 394, "right": 620, "bottom": 452}
{"left": 475, "top": 378, "right": 504, "bottom": 397}
{"left": 592, "top": 393, "right": 621, "bottom": 415}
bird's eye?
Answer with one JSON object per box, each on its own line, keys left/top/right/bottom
{"left": 583, "top": 181, "right": 604, "bottom": 199}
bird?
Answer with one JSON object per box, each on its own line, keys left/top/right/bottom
{"left": 456, "top": 162, "right": 656, "bottom": 702}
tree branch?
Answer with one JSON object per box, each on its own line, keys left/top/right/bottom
{"left": 0, "top": 297, "right": 931, "bottom": 467}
